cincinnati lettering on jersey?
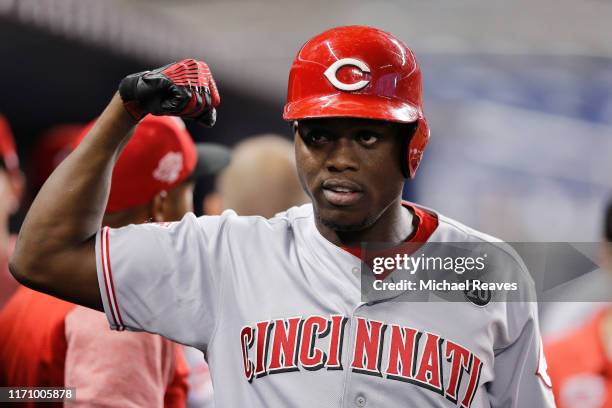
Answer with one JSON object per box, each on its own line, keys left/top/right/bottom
{"left": 240, "top": 315, "right": 483, "bottom": 408}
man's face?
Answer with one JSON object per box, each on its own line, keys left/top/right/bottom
{"left": 294, "top": 118, "right": 406, "bottom": 231}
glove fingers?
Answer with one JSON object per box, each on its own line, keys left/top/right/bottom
{"left": 187, "top": 90, "right": 204, "bottom": 116}
{"left": 163, "top": 59, "right": 202, "bottom": 87}
{"left": 197, "top": 61, "right": 220, "bottom": 107}
{"left": 194, "top": 107, "right": 216, "bottom": 127}
{"left": 209, "top": 78, "right": 221, "bottom": 107}
{"left": 190, "top": 88, "right": 216, "bottom": 126}
{"left": 182, "top": 87, "right": 207, "bottom": 117}
{"left": 177, "top": 88, "right": 200, "bottom": 116}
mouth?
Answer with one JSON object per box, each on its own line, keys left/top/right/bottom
{"left": 321, "top": 179, "right": 364, "bottom": 207}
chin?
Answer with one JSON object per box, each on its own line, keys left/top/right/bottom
{"left": 317, "top": 209, "right": 371, "bottom": 232}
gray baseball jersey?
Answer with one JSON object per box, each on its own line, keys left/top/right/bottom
{"left": 95, "top": 203, "right": 555, "bottom": 407}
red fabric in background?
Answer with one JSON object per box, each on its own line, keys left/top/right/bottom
{"left": 0, "top": 287, "right": 189, "bottom": 407}
{"left": 545, "top": 308, "right": 612, "bottom": 408}
{"left": 0, "top": 287, "right": 72, "bottom": 407}
{"left": 0, "top": 235, "right": 18, "bottom": 310}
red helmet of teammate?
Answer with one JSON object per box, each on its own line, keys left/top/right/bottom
{"left": 283, "top": 25, "right": 429, "bottom": 178}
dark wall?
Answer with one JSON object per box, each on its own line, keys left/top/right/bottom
{"left": 0, "top": 17, "right": 289, "bottom": 160}
{"left": 0, "top": 17, "right": 291, "bottom": 225}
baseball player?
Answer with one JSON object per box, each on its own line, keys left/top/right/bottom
{"left": 11, "top": 27, "right": 554, "bottom": 407}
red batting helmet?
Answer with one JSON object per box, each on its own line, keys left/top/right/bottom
{"left": 283, "top": 25, "right": 429, "bottom": 178}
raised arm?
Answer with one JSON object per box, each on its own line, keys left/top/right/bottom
{"left": 10, "top": 95, "right": 134, "bottom": 310}
{"left": 9, "top": 59, "right": 219, "bottom": 311}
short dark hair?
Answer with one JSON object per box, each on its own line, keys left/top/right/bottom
{"left": 605, "top": 201, "right": 612, "bottom": 242}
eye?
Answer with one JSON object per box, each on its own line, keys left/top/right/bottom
{"left": 355, "top": 131, "right": 379, "bottom": 146}
{"left": 302, "top": 129, "right": 331, "bottom": 146}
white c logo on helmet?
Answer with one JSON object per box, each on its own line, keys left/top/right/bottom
{"left": 324, "top": 58, "right": 371, "bottom": 91}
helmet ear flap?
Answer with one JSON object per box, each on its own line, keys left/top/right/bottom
{"left": 405, "top": 118, "right": 430, "bottom": 179}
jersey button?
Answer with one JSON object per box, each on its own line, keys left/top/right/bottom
{"left": 355, "top": 395, "right": 366, "bottom": 407}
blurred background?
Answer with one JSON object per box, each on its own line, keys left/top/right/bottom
{"left": 1, "top": 1, "right": 611, "bottom": 405}
{"left": 2, "top": 0, "right": 611, "bottom": 241}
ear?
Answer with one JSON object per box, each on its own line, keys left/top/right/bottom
{"left": 150, "top": 190, "right": 168, "bottom": 223}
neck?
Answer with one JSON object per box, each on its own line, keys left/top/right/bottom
{"left": 315, "top": 199, "right": 414, "bottom": 247}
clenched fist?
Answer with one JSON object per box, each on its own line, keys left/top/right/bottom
{"left": 119, "top": 59, "right": 220, "bottom": 127}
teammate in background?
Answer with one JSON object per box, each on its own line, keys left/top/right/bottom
{"left": 0, "top": 115, "right": 24, "bottom": 309}
{"left": 545, "top": 203, "right": 612, "bottom": 408}
{"left": 206, "top": 134, "right": 309, "bottom": 217}
{"left": 11, "top": 28, "right": 554, "bottom": 407}
{"left": 0, "top": 115, "right": 230, "bottom": 407}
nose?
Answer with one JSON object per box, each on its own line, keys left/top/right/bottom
{"left": 326, "top": 137, "right": 358, "bottom": 173}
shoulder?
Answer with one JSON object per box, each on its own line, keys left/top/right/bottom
{"left": 428, "top": 207, "right": 504, "bottom": 244}
{"left": 220, "top": 203, "right": 313, "bottom": 224}
{"left": 166, "top": 205, "right": 315, "bottom": 260}
{"left": 434, "top": 209, "right": 531, "bottom": 278}
{"left": 196, "top": 203, "right": 313, "bottom": 236}
{"left": 422, "top": 208, "right": 537, "bottom": 312}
